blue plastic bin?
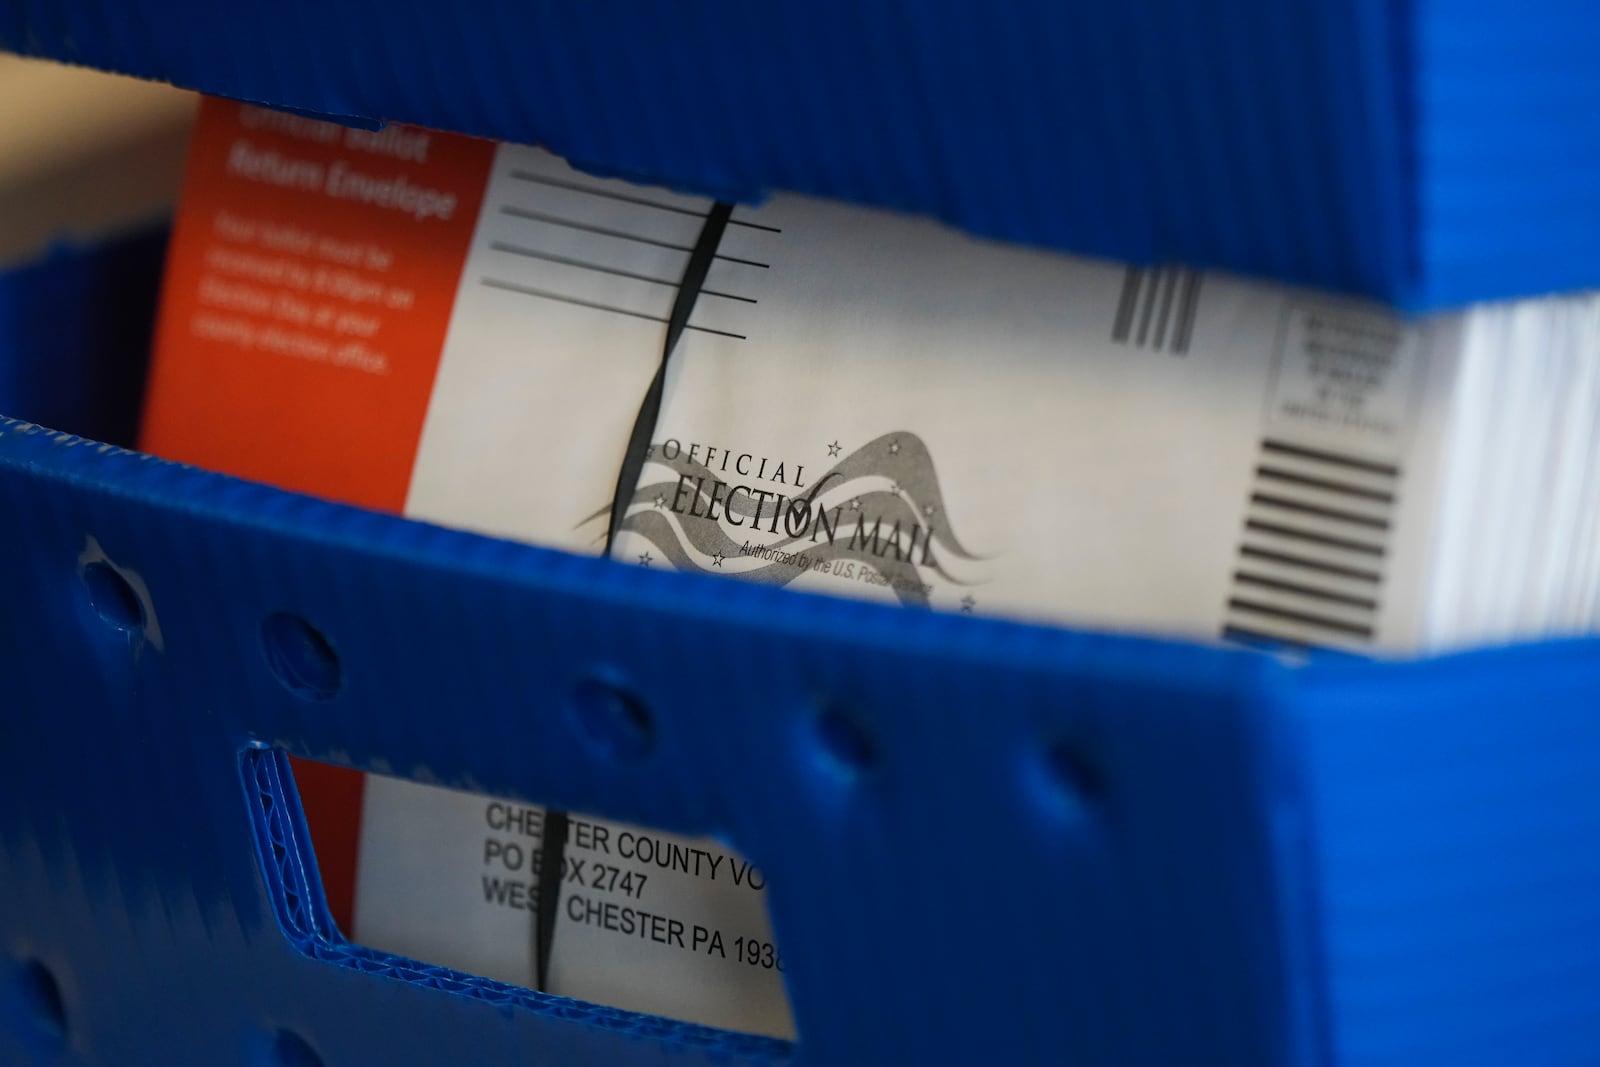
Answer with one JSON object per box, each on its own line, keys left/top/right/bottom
{"left": 4, "top": 0, "right": 1599, "bottom": 310}
{"left": 3, "top": 5, "right": 1600, "bottom": 1064}
{"left": 3, "top": 408, "right": 1599, "bottom": 1066}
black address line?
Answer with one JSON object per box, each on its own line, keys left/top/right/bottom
{"left": 1249, "top": 492, "right": 1390, "bottom": 530}
{"left": 1237, "top": 545, "right": 1381, "bottom": 583}
{"left": 479, "top": 277, "right": 747, "bottom": 340}
{"left": 508, "top": 170, "right": 781, "bottom": 234}
{"left": 1256, "top": 465, "right": 1396, "bottom": 504}
{"left": 1245, "top": 519, "right": 1386, "bottom": 557}
{"left": 1228, "top": 597, "right": 1375, "bottom": 639}
{"left": 501, "top": 205, "right": 770, "bottom": 269}
{"left": 489, "top": 241, "right": 756, "bottom": 304}
{"left": 1261, "top": 438, "right": 1400, "bottom": 478}
{"left": 1232, "top": 571, "right": 1380, "bottom": 611}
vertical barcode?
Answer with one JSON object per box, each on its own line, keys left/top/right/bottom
{"left": 1111, "top": 266, "right": 1201, "bottom": 354}
{"left": 1219, "top": 438, "right": 1400, "bottom": 652}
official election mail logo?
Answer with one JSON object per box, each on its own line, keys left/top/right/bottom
{"left": 591, "top": 432, "right": 987, "bottom": 609}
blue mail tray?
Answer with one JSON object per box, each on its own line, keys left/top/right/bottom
{"left": 1, "top": 417, "right": 1599, "bottom": 1065}
{"left": 1, "top": 0, "right": 1598, "bottom": 310}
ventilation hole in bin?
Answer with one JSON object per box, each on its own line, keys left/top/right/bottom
{"left": 1044, "top": 740, "right": 1106, "bottom": 808}
{"left": 815, "top": 706, "right": 877, "bottom": 778}
{"left": 265, "top": 1028, "right": 323, "bottom": 1067}
{"left": 569, "top": 675, "right": 654, "bottom": 761}
{"left": 82, "top": 560, "right": 143, "bottom": 633}
{"left": 18, "top": 959, "right": 67, "bottom": 1041}
{"left": 261, "top": 613, "right": 342, "bottom": 701}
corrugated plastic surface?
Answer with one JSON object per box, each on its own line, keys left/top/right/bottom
{"left": 4, "top": 416, "right": 1599, "bottom": 1064}
{"left": 0, "top": 0, "right": 1424, "bottom": 303}
{"left": 1415, "top": 0, "right": 1600, "bottom": 307}
{"left": 0, "top": 418, "right": 1306, "bottom": 1065}
{"left": 1294, "top": 649, "right": 1600, "bottom": 1066}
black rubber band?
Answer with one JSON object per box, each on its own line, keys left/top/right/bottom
{"left": 532, "top": 809, "right": 567, "bottom": 992}
{"left": 533, "top": 200, "right": 736, "bottom": 993}
{"left": 603, "top": 201, "right": 735, "bottom": 553}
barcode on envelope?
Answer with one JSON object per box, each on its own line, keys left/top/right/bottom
{"left": 1111, "top": 266, "right": 1201, "bottom": 354}
{"left": 1221, "top": 438, "right": 1399, "bottom": 651}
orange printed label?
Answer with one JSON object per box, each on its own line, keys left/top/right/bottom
{"left": 141, "top": 97, "right": 494, "bottom": 513}
{"left": 140, "top": 97, "right": 496, "bottom": 932}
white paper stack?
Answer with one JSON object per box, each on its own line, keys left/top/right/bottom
{"left": 1422, "top": 296, "right": 1600, "bottom": 650}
